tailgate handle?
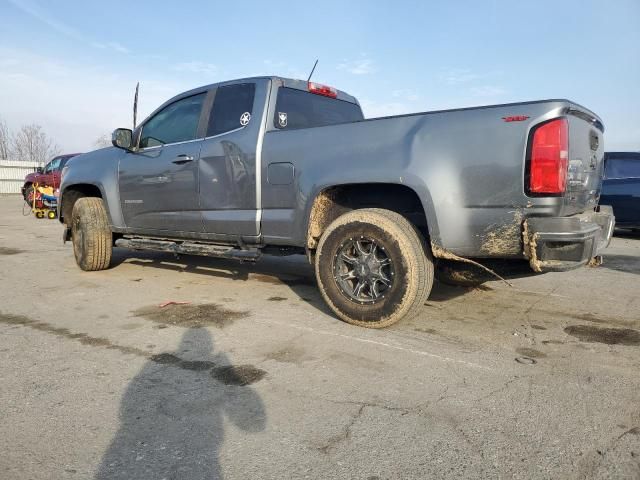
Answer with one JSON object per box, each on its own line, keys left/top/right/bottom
{"left": 172, "top": 154, "right": 194, "bottom": 164}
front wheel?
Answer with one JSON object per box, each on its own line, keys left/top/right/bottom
{"left": 315, "top": 208, "right": 433, "bottom": 328}
{"left": 71, "top": 197, "right": 112, "bottom": 271}
{"left": 23, "top": 184, "right": 34, "bottom": 206}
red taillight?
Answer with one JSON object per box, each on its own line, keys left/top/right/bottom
{"left": 529, "top": 118, "right": 569, "bottom": 194}
{"left": 308, "top": 82, "right": 337, "bottom": 98}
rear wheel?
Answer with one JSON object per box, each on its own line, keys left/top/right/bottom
{"left": 71, "top": 197, "right": 112, "bottom": 271}
{"left": 315, "top": 208, "right": 433, "bottom": 328}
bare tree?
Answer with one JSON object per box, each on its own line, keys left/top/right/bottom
{"left": 93, "top": 134, "right": 112, "bottom": 148}
{"left": 0, "top": 117, "right": 10, "bottom": 159}
{"left": 11, "top": 124, "right": 61, "bottom": 164}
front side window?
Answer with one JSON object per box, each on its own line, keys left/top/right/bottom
{"left": 140, "top": 93, "right": 205, "bottom": 148}
{"left": 59, "top": 156, "right": 73, "bottom": 169}
{"left": 207, "top": 83, "right": 256, "bottom": 137}
{"left": 605, "top": 157, "right": 640, "bottom": 179}
{"left": 274, "top": 87, "right": 363, "bottom": 130}
{"left": 44, "top": 157, "right": 62, "bottom": 173}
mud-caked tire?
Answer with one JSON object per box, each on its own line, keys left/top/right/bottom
{"left": 315, "top": 208, "right": 433, "bottom": 328}
{"left": 71, "top": 197, "right": 112, "bottom": 271}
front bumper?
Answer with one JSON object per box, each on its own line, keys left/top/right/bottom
{"left": 524, "top": 205, "right": 615, "bottom": 272}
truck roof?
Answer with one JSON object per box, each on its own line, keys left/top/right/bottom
{"left": 170, "top": 76, "right": 360, "bottom": 106}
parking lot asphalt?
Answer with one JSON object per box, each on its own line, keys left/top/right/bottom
{"left": 1, "top": 195, "right": 639, "bottom": 479}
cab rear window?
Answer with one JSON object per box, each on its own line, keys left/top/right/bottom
{"left": 274, "top": 87, "right": 363, "bottom": 130}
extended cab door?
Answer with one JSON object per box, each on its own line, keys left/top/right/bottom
{"left": 118, "top": 92, "right": 207, "bottom": 232}
{"left": 198, "top": 80, "right": 268, "bottom": 237}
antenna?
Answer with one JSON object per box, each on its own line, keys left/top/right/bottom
{"left": 307, "top": 59, "right": 319, "bottom": 82}
{"left": 133, "top": 82, "right": 139, "bottom": 129}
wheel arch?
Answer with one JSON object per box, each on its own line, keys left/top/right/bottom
{"left": 305, "top": 182, "right": 437, "bottom": 251}
{"left": 60, "top": 183, "right": 107, "bottom": 224}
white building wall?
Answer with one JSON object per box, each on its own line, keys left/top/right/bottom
{"left": 0, "top": 160, "right": 42, "bottom": 194}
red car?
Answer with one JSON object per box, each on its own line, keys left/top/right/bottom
{"left": 22, "top": 153, "right": 81, "bottom": 203}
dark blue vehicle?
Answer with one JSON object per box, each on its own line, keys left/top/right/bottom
{"left": 601, "top": 152, "right": 640, "bottom": 231}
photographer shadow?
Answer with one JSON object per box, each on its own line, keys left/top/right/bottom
{"left": 95, "top": 328, "right": 266, "bottom": 480}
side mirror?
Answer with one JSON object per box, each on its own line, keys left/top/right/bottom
{"left": 112, "top": 128, "right": 134, "bottom": 150}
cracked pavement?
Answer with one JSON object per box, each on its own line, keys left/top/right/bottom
{"left": 1, "top": 196, "right": 639, "bottom": 479}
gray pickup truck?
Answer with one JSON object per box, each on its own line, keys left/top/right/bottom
{"left": 59, "top": 76, "right": 614, "bottom": 328}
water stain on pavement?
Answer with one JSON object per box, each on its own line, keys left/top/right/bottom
{"left": 564, "top": 325, "right": 640, "bottom": 346}
{"left": 150, "top": 352, "right": 216, "bottom": 371}
{"left": 251, "top": 273, "right": 316, "bottom": 287}
{"left": 211, "top": 365, "right": 266, "bottom": 386}
{"left": 133, "top": 303, "right": 248, "bottom": 328}
{"left": 119, "top": 322, "right": 144, "bottom": 330}
{"left": 1, "top": 312, "right": 150, "bottom": 357}
{"left": 414, "top": 327, "right": 439, "bottom": 335}
{"left": 265, "top": 346, "right": 307, "bottom": 364}
{"left": 1, "top": 312, "right": 266, "bottom": 386}
{"left": 0, "top": 247, "right": 24, "bottom": 255}
{"left": 267, "top": 296, "right": 287, "bottom": 302}
{"left": 562, "top": 312, "right": 636, "bottom": 328}
{"left": 515, "top": 347, "right": 547, "bottom": 358}
{"left": 152, "top": 353, "right": 265, "bottom": 385}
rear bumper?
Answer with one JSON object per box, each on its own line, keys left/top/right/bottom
{"left": 524, "top": 205, "right": 615, "bottom": 272}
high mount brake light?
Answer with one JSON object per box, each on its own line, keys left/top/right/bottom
{"left": 308, "top": 82, "right": 338, "bottom": 99}
{"left": 528, "top": 118, "right": 569, "bottom": 195}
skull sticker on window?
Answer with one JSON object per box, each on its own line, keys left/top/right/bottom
{"left": 278, "top": 112, "right": 288, "bottom": 128}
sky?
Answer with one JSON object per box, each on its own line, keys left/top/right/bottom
{"left": 0, "top": 0, "right": 639, "bottom": 153}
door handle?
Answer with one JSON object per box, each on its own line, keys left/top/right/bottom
{"left": 172, "top": 154, "right": 194, "bottom": 164}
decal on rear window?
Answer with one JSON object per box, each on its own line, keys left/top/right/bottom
{"left": 278, "top": 112, "right": 288, "bottom": 128}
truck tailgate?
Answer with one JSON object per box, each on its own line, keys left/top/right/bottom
{"left": 564, "top": 104, "right": 605, "bottom": 215}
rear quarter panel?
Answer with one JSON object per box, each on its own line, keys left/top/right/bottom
{"left": 261, "top": 100, "right": 584, "bottom": 257}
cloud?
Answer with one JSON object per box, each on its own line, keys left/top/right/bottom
{"left": 392, "top": 89, "right": 421, "bottom": 102}
{"left": 172, "top": 61, "right": 219, "bottom": 76}
{"left": 9, "top": 0, "right": 130, "bottom": 55}
{"left": 8, "top": 0, "right": 84, "bottom": 41}
{"left": 261, "top": 59, "right": 307, "bottom": 80}
{"left": 469, "top": 85, "right": 507, "bottom": 97}
{"left": 438, "top": 68, "right": 507, "bottom": 99}
{"left": 439, "top": 68, "right": 483, "bottom": 85}
{"left": 358, "top": 99, "right": 413, "bottom": 118}
{"left": 0, "top": 46, "right": 193, "bottom": 152}
{"left": 263, "top": 59, "right": 286, "bottom": 69}
{"left": 338, "top": 58, "right": 375, "bottom": 75}
{"left": 91, "top": 42, "right": 130, "bottom": 55}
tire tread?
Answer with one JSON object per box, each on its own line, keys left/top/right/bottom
{"left": 72, "top": 197, "right": 112, "bottom": 271}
